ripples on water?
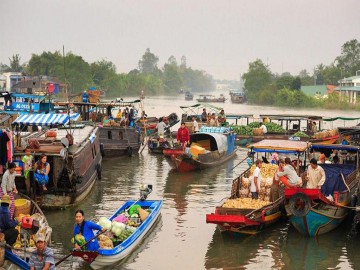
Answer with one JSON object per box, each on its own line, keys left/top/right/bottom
{"left": 45, "top": 96, "right": 360, "bottom": 269}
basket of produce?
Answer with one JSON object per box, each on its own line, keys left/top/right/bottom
{"left": 253, "top": 128, "right": 263, "bottom": 136}
{"left": 14, "top": 199, "right": 31, "bottom": 217}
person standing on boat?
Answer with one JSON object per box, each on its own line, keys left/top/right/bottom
{"left": 0, "top": 162, "right": 17, "bottom": 219}
{"left": 270, "top": 159, "right": 284, "bottom": 202}
{"left": 0, "top": 194, "right": 19, "bottom": 247}
{"left": 33, "top": 154, "right": 50, "bottom": 191}
{"left": 156, "top": 117, "right": 168, "bottom": 137}
{"left": 192, "top": 117, "right": 199, "bottom": 133}
{"left": 82, "top": 91, "right": 89, "bottom": 103}
{"left": 305, "top": 158, "right": 326, "bottom": 189}
{"left": 176, "top": 122, "right": 190, "bottom": 148}
{"left": 128, "top": 107, "right": 135, "bottom": 127}
{"left": 209, "top": 113, "right": 218, "bottom": 127}
{"left": 217, "top": 110, "right": 226, "bottom": 126}
{"left": 73, "top": 210, "right": 106, "bottom": 251}
{"left": 29, "top": 234, "right": 56, "bottom": 270}
{"left": 22, "top": 147, "right": 33, "bottom": 196}
{"left": 251, "top": 160, "right": 262, "bottom": 199}
{"left": 201, "top": 108, "right": 207, "bottom": 122}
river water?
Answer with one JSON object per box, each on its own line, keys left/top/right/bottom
{"left": 46, "top": 94, "right": 360, "bottom": 270}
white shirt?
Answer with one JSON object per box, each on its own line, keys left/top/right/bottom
{"left": 1, "top": 170, "right": 16, "bottom": 194}
{"left": 260, "top": 124, "right": 267, "bottom": 134}
{"left": 156, "top": 121, "right": 167, "bottom": 135}
{"left": 250, "top": 167, "right": 261, "bottom": 192}
{"left": 192, "top": 120, "right": 199, "bottom": 132}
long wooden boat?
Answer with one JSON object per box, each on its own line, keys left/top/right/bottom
{"left": 11, "top": 113, "right": 102, "bottom": 209}
{"left": 196, "top": 94, "right": 226, "bottom": 103}
{"left": 229, "top": 91, "right": 246, "bottom": 104}
{"left": 72, "top": 199, "right": 163, "bottom": 269}
{"left": 148, "top": 136, "right": 173, "bottom": 154}
{"left": 167, "top": 126, "right": 237, "bottom": 172}
{"left": 206, "top": 139, "right": 308, "bottom": 235}
{"left": 284, "top": 144, "right": 360, "bottom": 237}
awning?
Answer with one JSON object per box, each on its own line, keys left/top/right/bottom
{"left": 13, "top": 113, "right": 70, "bottom": 126}
{"left": 248, "top": 139, "right": 309, "bottom": 154}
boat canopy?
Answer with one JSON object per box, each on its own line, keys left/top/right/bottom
{"left": 310, "top": 144, "right": 360, "bottom": 152}
{"left": 248, "top": 139, "right": 309, "bottom": 154}
{"left": 12, "top": 113, "right": 79, "bottom": 126}
{"left": 323, "top": 116, "right": 360, "bottom": 121}
{"left": 11, "top": 93, "right": 47, "bottom": 100}
{"left": 191, "top": 132, "right": 228, "bottom": 152}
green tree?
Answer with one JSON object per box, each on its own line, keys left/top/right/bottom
{"left": 163, "top": 61, "right": 182, "bottom": 94}
{"left": 138, "top": 48, "right": 160, "bottom": 75}
{"left": 298, "top": 69, "right": 313, "bottom": 85}
{"left": 242, "top": 59, "right": 272, "bottom": 102}
{"left": 276, "top": 75, "right": 294, "bottom": 90}
{"left": 291, "top": 77, "right": 301, "bottom": 90}
{"left": 7, "top": 54, "right": 24, "bottom": 72}
{"left": 335, "top": 39, "right": 360, "bottom": 77}
{"left": 322, "top": 64, "right": 341, "bottom": 85}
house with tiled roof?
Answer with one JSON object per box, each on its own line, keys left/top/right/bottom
{"left": 335, "top": 74, "right": 360, "bottom": 104}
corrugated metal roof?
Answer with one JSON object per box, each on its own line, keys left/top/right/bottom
{"left": 300, "top": 85, "right": 327, "bottom": 96}
{"left": 335, "top": 86, "right": 360, "bottom": 92}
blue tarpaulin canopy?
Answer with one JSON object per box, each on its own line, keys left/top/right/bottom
{"left": 13, "top": 113, "right": 72, "bottom": 126}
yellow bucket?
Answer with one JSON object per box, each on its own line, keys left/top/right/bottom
{"left": 14, "top": 199, "right": 31, "bottom": 217}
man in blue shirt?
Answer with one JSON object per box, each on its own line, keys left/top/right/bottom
{"left": 82, "top": 91, "right": 89, "bottom": 103}
{"left": 0, "top": 194, "right": 18, "bottom": 247}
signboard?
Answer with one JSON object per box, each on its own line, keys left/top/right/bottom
{"left": 12, "top": 102, "right": 40, "bottom": 112}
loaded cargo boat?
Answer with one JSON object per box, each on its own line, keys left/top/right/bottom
{"left": 206, "top": 140, "right": 308, "bottom": 235}
{"left": 284, "top": 143, "right": 360, "bottom": 237}
{"left": 11, "top": 113, "right": 102, "bottom": 209}
{"left": 166, "top": 126, "right": 236, "bottom": 172}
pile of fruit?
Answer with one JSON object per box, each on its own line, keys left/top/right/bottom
{"left": 222, "top": 198, "right": 270, "bottom": 209}
{"left": 232, "top": 122, "right": 285, "bottom": 135}
{"left": 292, "top": 131, "right": 310, "bottom": 138}
{"left": 249, "top": 163, "right": 279, "bottom": 178}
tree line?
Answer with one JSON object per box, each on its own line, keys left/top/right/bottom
{"left": 242, "top": 39, "right": 360, "bottom": 109}
{"left": 0, "top": 48, "right": 214, "bottom": 97}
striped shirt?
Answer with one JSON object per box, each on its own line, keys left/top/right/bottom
{"left": 29, "top": 247, "right": 56, "bottom": 270}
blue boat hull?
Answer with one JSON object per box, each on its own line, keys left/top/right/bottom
{"left": 288, "top": 208, "right": 347, "bottom": 237}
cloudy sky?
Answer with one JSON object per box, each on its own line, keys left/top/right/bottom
{"left": 1, "top": 0, "right": 359, "bottom": 80}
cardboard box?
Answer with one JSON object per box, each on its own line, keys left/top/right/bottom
{"left": 190, "top": 145, "right": 205, "bottom": 158}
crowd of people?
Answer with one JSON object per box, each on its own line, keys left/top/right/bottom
{"left": 200, "top": 108, "right": 227, "bottom": 127}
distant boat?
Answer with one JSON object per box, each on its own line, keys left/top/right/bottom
{"left": 185, "top": 91, "right": 193, "bottom": 101}
{"left": 229, "top": 91, "right": 246, "bottom": 104}
{"left": 196, "top": 94, "right": 226, "bottom": 103}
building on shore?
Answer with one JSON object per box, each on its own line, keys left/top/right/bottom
{"left": 335, "top": 74, "right": 360, "bottom": 104}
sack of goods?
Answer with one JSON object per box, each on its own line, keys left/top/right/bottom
{"left": 222, "top": 198, "right": 270, "bottom": 210}
{"left": 253, "top": 128, "right": 263, "bottom": 136}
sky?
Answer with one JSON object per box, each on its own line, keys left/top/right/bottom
{"left": 1, "top": 0, "right": 359, "bottom": 80}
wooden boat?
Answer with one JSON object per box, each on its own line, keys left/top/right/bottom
{"left": 11, "top": 113, "right": 102, "bottom": 209}
{"left": 71, "top": 199, "right": 163, "bottom": 269}
{"left": 147, "top": 136, "right": 173, "bottom": 154}
{"left": 229, "top": 91, "right": 246, "bottom": 103}
{"left": 137, "top": 112, "right": 179, "bottom": 137}
{"left": 184, "top": 91, "right": 193, "bottom": 101}
{"left": 166, "top": 126, "right": 237, "bottom": 172}
{"left": 2, "top": 193, "right": 52, "bottom": 270}
{"left": 284, "top": 143, "right": 360, "bottom": 237}
{"left": 196, "top": 94, "right": 226, "bottom": 103}
{"left": 206, "top": 139, "right": 308, "bottom": 235}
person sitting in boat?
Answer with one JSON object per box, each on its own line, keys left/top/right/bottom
{"left": 120, "top": 113, "right": 129, "bottom": 126}
{"left": 270, "top": 152, "right": 279, "bottom": 165}
{"left": 33, "top": 154, "right": 50, "bottom": 191}
{"left": 176, "top": 122, "right": 190, "bottom": 148}
{"left": 217, "top": 109, "right": 226, "bottom": 126}
{"left": 156, "top": 117, "right": 168, "bottom": 137}
{"left": 250, "top": 159, "right": 262, "bottom": 199}
{"left": 276, "top": 158, "right": 302, "bottom": 188}
{"left": 0, "top": 194, "right": 19, "bottom": 247}
{"left": 29, "top": 234, "right": 55, "bottom": 270}
{"left": 73, "top": 210, "right": 107, "bottom": 251}
{"left": 260, "top": 122, "right": 267, "bottom": 134}
{"left": 304, "top": 158, "right": 326, "bottom": 189}
{"left": 201, "top": 108, "right": 207, "bottom": 122}
{"left": 209, "top": 113, "right": 218, "bottom": 127}
{"left": 318, "top": 151, "right": 326, "bottom": 164}
{"left": 128, "top": 107, "right": 135, "bottom": 127}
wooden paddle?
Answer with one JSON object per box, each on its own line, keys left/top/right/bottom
{"left": 55, "top": 230, "right": 106, "bottom": 266}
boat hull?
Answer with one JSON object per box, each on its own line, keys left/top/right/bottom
{"left": 171, "top": 151, "right": 236, "bottom": 172}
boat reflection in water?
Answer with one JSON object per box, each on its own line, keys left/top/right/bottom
{"left": 205, "top": 220, "right": 354, "bottom": 269}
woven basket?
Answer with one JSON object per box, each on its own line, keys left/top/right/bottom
{"left": 253, "top": 128, "right": 263, "bottom": 136}
{"left": 14, "top": 199, "right": 31, "bottom": 217}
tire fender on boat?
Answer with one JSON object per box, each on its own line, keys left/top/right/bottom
{"left": 96, "top": 163, "right": 102, "bottom": 180}
{"left": 100, "top": 143, "right": 105, "bottom": 157}
{"left": 289, "top": 192, "right": 311, "bottom": 217}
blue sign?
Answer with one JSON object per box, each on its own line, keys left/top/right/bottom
{"left": 13, "top": 102, "right": 40, "bottom": 112}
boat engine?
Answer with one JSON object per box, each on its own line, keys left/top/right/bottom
{"left": 139, "top": 184, "right": 153, "bottom": 201}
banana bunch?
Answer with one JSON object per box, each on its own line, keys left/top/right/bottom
{"left": 222, "top": 198, "right": 270, "bottom": 209}
{"left": 249, "top": 164, "right": 278, "bottom": 178}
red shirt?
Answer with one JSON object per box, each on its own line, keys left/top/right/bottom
{"left": 176, "top": 126, "right": 190, "bottom": 143}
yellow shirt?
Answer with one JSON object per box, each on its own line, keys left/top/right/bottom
{"left": 306, "top": 165, "right": 326, "bottom": 189}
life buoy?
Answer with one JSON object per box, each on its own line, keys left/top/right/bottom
{"left": 289, "top": 192, "right": 311, "bottom": 217}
